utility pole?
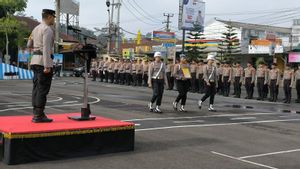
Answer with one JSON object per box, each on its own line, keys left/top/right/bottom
{"left": 55, "top": 0, "right": 60, "bottom": 53}
{"left": 115, "top": 0, "right": 121, "bottom": 55}
{"left": 106, "top": 0, "right": 111, "bottom": 55}
{"left": 163, "top": 13, "right": 174, "bottom": 32}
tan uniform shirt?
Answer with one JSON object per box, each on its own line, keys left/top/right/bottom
{"left": 196, "top": 64, "right": 204, "bottom": 79}
{"left": 283, "top": 69, "right": 295, "bottom": 86}
{"left": 244, "top": 67, "right": 256, "bottom": 83}
{"left": 190, "top": 64, "right": 197, "bottom": 73}
{"left": 148, "top": 61, "right": 167, "bottom": 84}
{"left": 136, "top": 63, "right": 143, "bottom": 74}
{"left": 28, "top": 22, "right": 54, "bottom": 68}
{"left": 125, "top": 63, "right": 132, "bottom": 74}
{"left": 98, "top": 60, "right": 104, "bottom": 71}
{"left": 217, "top": 67, "right": 223, "bottom": 76}
{"left": 203, "top": 64, "right": 218, "bottom": 83}
{"left": 166, "top": 64, "right": 174, "bottom": 73}
{"left": 143, "top": 63, "right": 149, "bottom": 75}
{"left": 91, "top": 61, "right": 98, "bottom": 71}
{"left": 256, "top": 67, "right": 267, "bottom": 83}
{"left": 103, "top": 61, "right": 110, "bottom": 71}
{"left": 114, "top": 62, "right": 120, "bottom": 71}
{"left": 234, "top": 67, "right": 244, "bottom": 82}
{"left": 118, "top": 63, "right": 125, "bottom": 73}
{"left": 269, "top": 68, "right": 280, "bottom": 84}
{"left": 108, "top": 62, "right": 115, "bottom": 73}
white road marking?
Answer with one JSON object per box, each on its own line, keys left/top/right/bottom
{"left": 211, "top": 151, "right": 278, "bottom": 169}
{"left": 134, "top": 124, "right": 141, "bottom": 126}
{"left": 239, "top": 149, "right": 300, "bottom": 159}
{"left": 0, "top": 96, "right": 100, "bottom": 112}
{"left": 63, "top": 101, "right": 78, "bottom": 104}
{"left": 135, "top": 119, "right": 300, "bottom": 132}
{"left": 230, "top": 117, "right": 257, "bottom": 120}
{"left": 1, "top": 97, "right": 63, "bottom": 106}
{"left": 124, "top": 112, "right": 281, "bottom": 122}
{"left": 173, "top": 120, "right": 205, "bottom": 124}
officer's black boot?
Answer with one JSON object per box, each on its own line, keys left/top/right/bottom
{"left": 32, "top": 108, "right": 53, "bottom": 123}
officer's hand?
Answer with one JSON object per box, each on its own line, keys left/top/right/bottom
{"left": 148, "top": 83, "right": 152, "bottom": 88}
{"left": 44, "top": 68, "right": 51, "bottom": 74}
{"left": 206, "top": 82, "right": 211, "bottom": 86}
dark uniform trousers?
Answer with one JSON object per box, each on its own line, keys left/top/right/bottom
{"left": 234, "top": 77, "right": 242, "bottom": 97}
{"left": 245, "top": 77, "right": 254, "bottom": 99}
{"left": 125, "top": 73, "right": 131, "bottom": 85}
{"left": 269, "top": 79, "right": 279, "bottom": 102}
{"left": 263, "top": 83, "right": 269, "bottom": 99}
{"left": 166, "top": 72, "right": 174, "bottom": 90}
{"left": 175, "top": 80, "right": 190, "bottom": 105}
{"left": 109, "top": 71, "right": 114, "bottom": 83}
{"left": 257, "top": 77, "right": 265, "bottom": 99}
{"left": 31, "top": 65, "right": 53, "bottom": 117}
{"left": 105, "top": 70, "right": 109, "bottom": 82}
{"left": 119, "top": 73, "right": 125, "bottom": 85}
{"left": 223, "top": 76, "right": 230, "bottom": 96}
{"left": 137, "top": 74, "right": 143, "bottom": 86}
{"left": 297, "top": 80, "right": 300, "bottom": 101}
{"left": 92, "top": 70, "right": 97, "bottom": 81}
{"left": 190, "top": 73, "right": 197, "bottom": 92}
{"left": 201, "top": 82, "right": 216, "bottom": 105}
{"left": 114, "top": 70, "right": 119, "bottom": 84}
{"left": 132, "top": 73, "right": 137, "bottom": 86}
{"left": 217, "top": 75, "right": 223, "bottom": 95}
{"left": 143, "top": 73, "right": 148, "bottom": 87}
{"left": 198, "top": 74, "right": 205, "bottom": 93}
{"left": 99, "top": 70, "right": 104, "bottom": 82}
{"left": 151, "top": 79, "right": 164, "bottom": 106}
{"left": 284, "top": 79, "right": 292, "bottom": 103}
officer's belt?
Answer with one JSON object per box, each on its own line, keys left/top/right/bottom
{"left": 33, "top": 50, "right": 43, "bottom": 55}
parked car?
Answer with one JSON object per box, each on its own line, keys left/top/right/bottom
{"left": 73, "top": 66, "right": 85, "bottom": 77}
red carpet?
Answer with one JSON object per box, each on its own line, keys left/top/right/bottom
{"left": 0, "top": 113, "right": 133, "bottom": 134}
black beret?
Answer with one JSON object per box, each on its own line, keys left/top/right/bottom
{"left": 42, "top": 9, "right": 56, "bottom": 17}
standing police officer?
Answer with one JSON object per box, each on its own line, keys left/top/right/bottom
{"left": 27, "top": 9, "right": 55, "bottom": 123}
{"left": 244, "top": 62, "right": 256, "bottom": 99}
{"left": 283, "top": 64, "right": 294, "bottom": 104}
{"left": 222, "top": 62, "right": 232, "bottom": 97}
{"left": 233, "top": 62, "right": 243, "bottom": 98}
{"left": 256, "top": 62, "right": 267, "bottom": 101}
{"left": 148, "top": 52, "right": 168, "bottom": 113}
{"left": 268, "top": 63, "right": 280, "bottom": 102}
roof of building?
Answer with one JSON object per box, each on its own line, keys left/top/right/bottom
{"left": 216, "top": 19, "right": 292, "bottom": 34}
{"left": 15, "top": 16, "right": 78, "bottom": 43}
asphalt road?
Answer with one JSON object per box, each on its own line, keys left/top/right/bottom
{"left": 0, "top": 77, "right": 300, "bottom": 169}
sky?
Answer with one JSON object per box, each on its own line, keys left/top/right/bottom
{"left": 25, "top": 0, "right": 300, "bottom": 38}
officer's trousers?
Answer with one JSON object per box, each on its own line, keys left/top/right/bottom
{"left": 31, "top": 65, "right": 53, "bottom": 117}
{"left": 245, "top": 77, "right": 254, "bottom": 99}
{"left": 234, "top": 77, "right": 241, "bottom": 97}
{"left": 151, "top": 79, "right": 164, "bottom": 106}
{"left": 175, "top": 80, "right": 190, "bottom": 105}
{"left": 269, "top": 79, "right": 279, "bottom": 102}
{"left": 297, "top": 80, "right": 300, "bottom": 100}
{"left": 223, "top": 76, "right": 230, "bottom": 96}
{"left": 201, "top": 82, "right": 216, "bottom": 105}
{"left": 284, "top": 79, "right": 292, "bottom": 103}
{"left": 257, "top": 77, "right": 265, "bottom": 99}
{"left": 191, "top": 72, "right": 197, "bottom": 92}
{"left": 198, "top": 74, "right": 205, "bottom": 93}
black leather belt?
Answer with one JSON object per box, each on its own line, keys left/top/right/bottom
{"left": 33, "top": 50, "right": 43, "bottom": 55}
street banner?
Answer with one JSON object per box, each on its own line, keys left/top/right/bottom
{"left": 179, "top": 0, "right": 206, "bottom": 31}
{"left": 18, "top": 50, "right": 30, "bottom": 62}
{"left": 288, "top": 52, "right": 300, "bottom": 63}
{"left": 153, "top": 31, "right": 176, "bottom": 43}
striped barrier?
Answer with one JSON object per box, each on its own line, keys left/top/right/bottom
{"left": 0, "top": 63, "right": 34, "bottom": 80}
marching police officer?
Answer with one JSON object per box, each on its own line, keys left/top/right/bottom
{"left": 173, "top": 55, "right": 191, "bottom": 112}
{"left": 148, "top": 52, "right": 168, "bottom": 113}
{"left": 256, "top": 62, "right": 268, "bottom": 100}
{"left": 244, "top": 62, "right": 256, "bottom": 99}
{"left": 103, "top": 58, "right": 109, "bottom": 83}
{"left": 125, "top": 59, "right": 132, "bottom": 86}
{"left": 27, "top": 9, "right": 56, "bottom": 123}
{"left": 108, "top": 58, "right": 115, "bottom": 83}
{"left": 268, "top": 63, "right": 280, "bottom": 102}
{"left": 198, "top": 54, "right": 218, "bottom": 112}
{"left": 233, "top": 62, "right": 243, "bottom": 98}
{"left": 113, "top": 59, "right": 120, "bottom": 84}
{"left": 295, "top": 64, "right": 300, "bottom": 103}
{"left": 283, "top": 64, "right": 294, "bottom": 104}
{"left": 222, "top": 62, "right": 232, "bottom": 97}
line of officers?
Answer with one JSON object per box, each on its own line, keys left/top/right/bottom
{"left": 90, "top": 56, "right": 300, "bottom": 105}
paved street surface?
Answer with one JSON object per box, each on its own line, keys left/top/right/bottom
{"left": 1, "top": 77, "right": 300, "bottom": 169}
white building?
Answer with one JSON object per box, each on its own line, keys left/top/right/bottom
{"left": 292, "top": 19, "right": 300, "bottom": 49}
{"left": 204, "top": 19, "right": 293, "bottom": 54}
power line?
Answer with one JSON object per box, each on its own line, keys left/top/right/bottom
{"left": 131, "top": 0, "right": 163, "bottom": 23}
{"left": 121, "top": 0, "right": 161, "bottom": 26}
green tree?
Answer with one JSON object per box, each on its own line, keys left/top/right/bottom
{"left": 0, "top": 0, "right": 27, "bottom": 18}
{"left": 0, "top": 0, "right": 27, "bottom": 63}
{"left": 218, "top": 24, "right": 240, "bottom": 62}
{"left": 185, "top": 30, "right": 207, "bottom": 62}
